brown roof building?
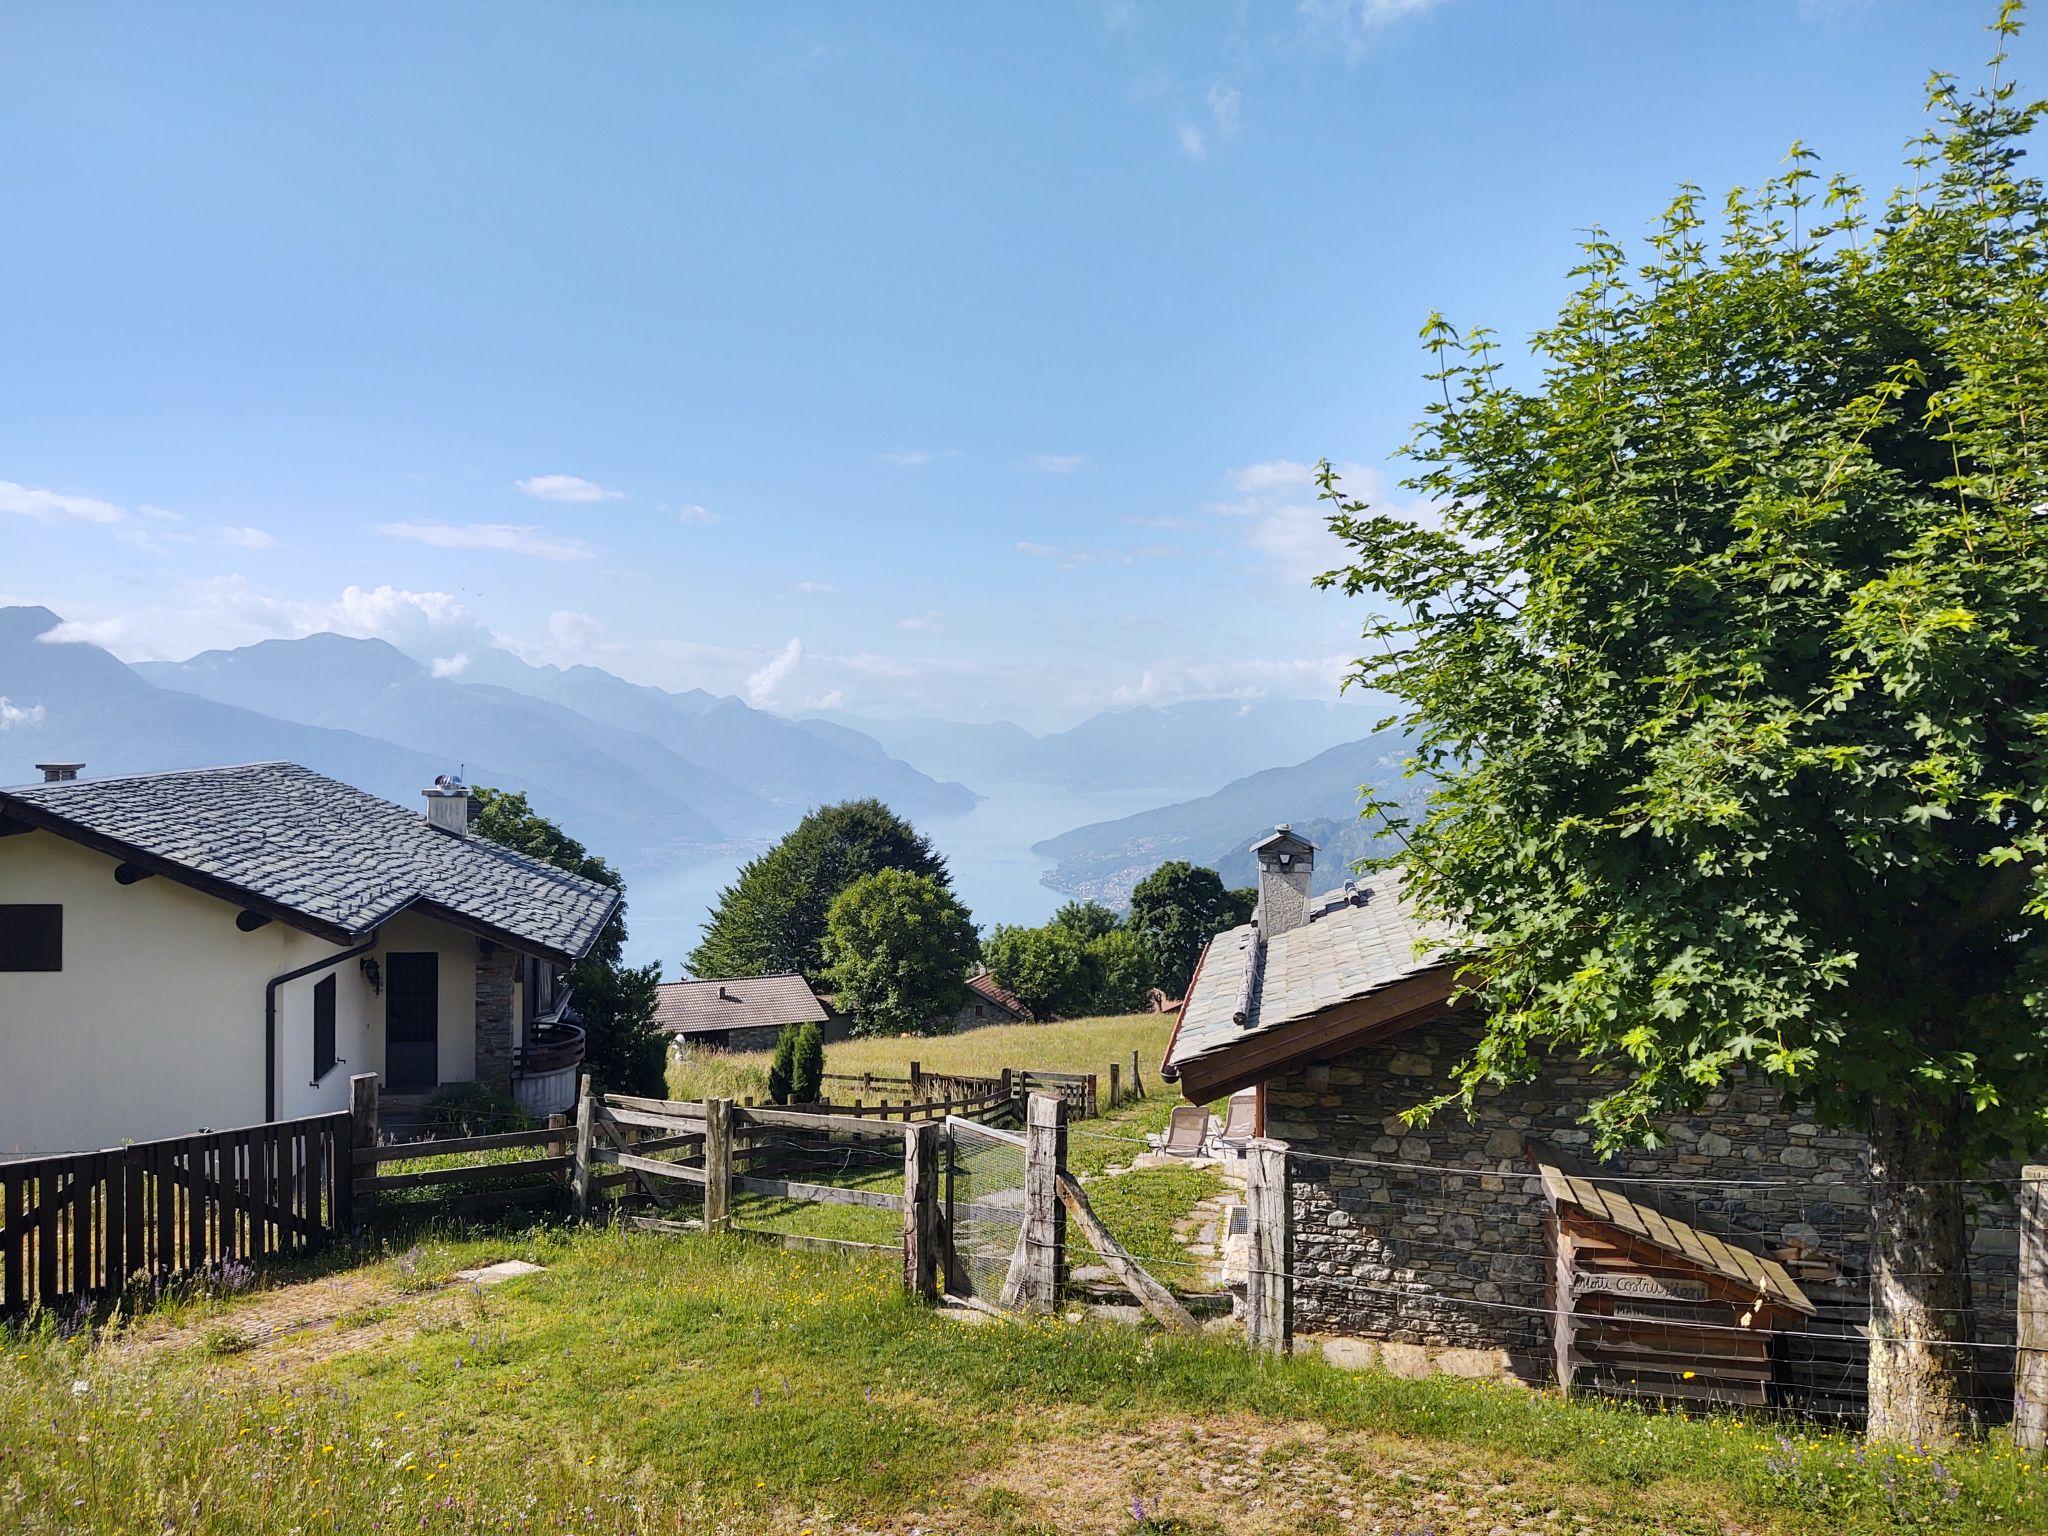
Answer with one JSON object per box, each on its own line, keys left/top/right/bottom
{"left": 655, "top": 972, "right": 830, "bottom": 1051}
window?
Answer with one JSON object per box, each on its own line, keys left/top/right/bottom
{"left": 313, "top": 974, "right": 338, "bottom": 1081}
{"left": 0, "top": 904, "right": 61, "bottom": 971}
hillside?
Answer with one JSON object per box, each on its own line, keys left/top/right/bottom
{"left": 1030, "top": 730, "right": 1426, "bottom": 904}
{"left": 822, "top": 697, "right": 1381, "bottom": 796}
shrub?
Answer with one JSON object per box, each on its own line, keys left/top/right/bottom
{"left": 791, "top": 1022, "right": 825, "bottom": 1105}
{"left": 767, "top": 1024, "right": 799, "bottom": 1105}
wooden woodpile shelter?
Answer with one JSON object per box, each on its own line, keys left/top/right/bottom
{"left": 1532, "top": 1149, "right": 1816, "bottom": 1409}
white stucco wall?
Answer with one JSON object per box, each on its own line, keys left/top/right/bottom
{"left": 0, "top": 830, "right": 486, "bottom": 1158}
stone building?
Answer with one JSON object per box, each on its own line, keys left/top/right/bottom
{"left": 654, "top": 972, "right": 834, "bottom": 1053}
{"left": 1162, "top": 827, "right": 2018, "bottom": 1411}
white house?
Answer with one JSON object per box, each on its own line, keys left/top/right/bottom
{"left": 0, "top": 761, "right": 617, "bottom": 1158}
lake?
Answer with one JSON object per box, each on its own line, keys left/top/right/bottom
{"left": 619, "top": 779, "right": 1178, "bottom": 976}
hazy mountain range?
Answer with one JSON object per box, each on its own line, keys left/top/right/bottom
{"left": 1029, "top": 730, "right": 1427, "bottom": 906}
{"left": 815, "top": 697, "right": 1379, "bottom": 794}
{"left": 0, "top": 604, "right": 1413, "bottom": 897}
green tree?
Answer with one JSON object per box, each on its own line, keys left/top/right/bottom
{"left": 689, "top": 801, "right": 950, "bottom": 982}
{"left": 1316, "top": 16, "right": 2048, "bottom": 1441}
{"left": 1085, "top": 927, "right": 1157, "bottom": 1015}
{"left": 984, "top": 921, "right": 1092, "bottom": 1018}
{"left": 469, "top": 786, "right": 666, "bottom": 1097}
{"left": 1051, "top": 900, "right": 1122, "bottom": 941}
{"left": 1127, "top": 862, "right": 1256, "bottom": 997}
{"left": 821, "top": 868, "right": 978, "bottom": 1036}
{"left": 791, "top": 1021, "right": 825, "bottom": 1105}
{"left": 767, "top": 1024, "right": 798, "bottom": 1105}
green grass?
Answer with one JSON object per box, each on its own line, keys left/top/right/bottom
{"left": 1081, "top": 1164, "right": 1227, "bottom": 1291}
{"left": 668, "top": 1010, "right": 1175, "bottom": 1103}
{"left": 5, "top": 1223, "right": 2044, "bottom": 1534}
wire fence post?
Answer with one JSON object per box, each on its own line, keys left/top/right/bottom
{"left": 569, "top": 1072, "right": 594, "bottom": 1220}
{"left": 903, "top": 1120, "right": 941, "bottom": 1302}
{"left": 1020, "top": 1091, "right": 1067, "bottom": 1311}
{"left": 1246, "top": 1136, "right": 1292, "bottom": 1354}
{"left": 704, "top": 1097, "right": 733, "bottom": 1234}
{"left": 2019, "top": 1165, "right": 2048, "bottom": 1450}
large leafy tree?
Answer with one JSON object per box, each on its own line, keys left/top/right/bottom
{"left": 1128, "top": 862, "right": 1256, "bottom": 997}
{"left": 469, "top": 786, "right": 666, "bottom": 1098}
{"left": 984, "top": 921, "right": 1092, "bottom": 1017}
{"left": 821, "top": 868, "right": 978, "bottom": 1036}
{"left": 689, "top": 800, "right": 950, "bottom": 982}
{"left": 1317, "top": 14, "right": 2048, "bottom": 1442}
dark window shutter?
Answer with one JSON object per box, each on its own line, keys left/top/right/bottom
{"left": 0, "top": 905, "right": 62, "bottom": 971}
{"left": 314, "top": 974, "right": 338, "bottom": 1080}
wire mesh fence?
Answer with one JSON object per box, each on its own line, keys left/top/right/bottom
{"left": 947, "top": 1119, "right": 1029, "bottom": 1302}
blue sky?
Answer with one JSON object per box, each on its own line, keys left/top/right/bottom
{"left": 0, "top": 1, "right": 2029, "bottom": 730}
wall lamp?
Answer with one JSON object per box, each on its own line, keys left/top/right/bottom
{"left": 360, "top": 955, "right": 383, "bottom": 995}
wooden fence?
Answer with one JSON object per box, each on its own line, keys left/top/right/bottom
{"left": 345, "top": 1074, "right": 572, "bottom": 1218}
{"left": 2, "top": 1111, "right": 353, "bottom": 1315}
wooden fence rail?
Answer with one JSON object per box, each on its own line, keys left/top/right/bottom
{"left": 1, "top": 1110, "right": 353, "bottom": 1315}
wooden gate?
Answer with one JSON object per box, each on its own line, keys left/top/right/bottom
{"left": 1, "top": 1110, "right": 354, "bottom": 1314}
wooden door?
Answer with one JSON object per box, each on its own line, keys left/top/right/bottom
{"left": 384, "top": 953, "right": 440, "bottom": 1092}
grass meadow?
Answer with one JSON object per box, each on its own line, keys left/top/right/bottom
{"left": 6, "top": 1220, "right": 2045, "bottom": 1536}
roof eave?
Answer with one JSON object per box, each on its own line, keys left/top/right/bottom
{"left": 1171, "top": 963, "right": 1460, "bottom": 1102}
{"left": 0, "top": 793, "right": 361, "bottom": 948}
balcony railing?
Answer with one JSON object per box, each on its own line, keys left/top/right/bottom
{"left": 512, "top": 1021, "right": 586, "bottom": 1117}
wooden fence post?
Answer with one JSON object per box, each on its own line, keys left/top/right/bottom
{"left": 1129, "top": 1049, "right": 1143, "bottom": 1100}
{"left": 1108, "top": 1062, "right": 1120, "bottom": 1110}
{"left": 1021, "top": 1092, "right": 1067, "bottom": 1311}
{"left": 348, "top": 1072, "right": 380, "bottom": 1154}
{"left": 1245, "top": 1136, "right": 1292, "bottom": 1354}
{"left": 1084, "top": 1073, "right": 1098, "bottom": 1119}
{"left": 2019, "top": 1165, "right": 2048, "bottom": 1450}
{"left": 909, "top": 1061, "right": 924, "bottom": 1102}
{"left": 904, "top": 1121, "right": 941, "bottom": 1302}
{"left": 570, "top": 1073, "right": 595, "bottom": 1219}
{"left": 704, "top": 1097, "right": 733, "bottom": 1234}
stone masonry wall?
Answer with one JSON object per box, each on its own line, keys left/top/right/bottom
{"left": 473, "top": 942, "right": 518, "bottom": 1092}
{"left": 1263, "top": 1011, "right": 2019, "bottom": 1379}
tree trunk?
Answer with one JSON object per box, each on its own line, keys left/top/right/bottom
{"left": 1865, "top": 1093, "right": 1978, "bottom": 1442}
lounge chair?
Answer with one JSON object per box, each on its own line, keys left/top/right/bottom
{"left": 1217, "top": 1090, "right": 1257, "bottom": 1149}
{"left": 1162, "top": 1103, "right": 1211, "bottom": 1158}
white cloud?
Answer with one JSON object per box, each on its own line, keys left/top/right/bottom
{"left": 0, "top": 480, "right": 124, "bottom": 524}
{"left": 1207, "top": 83, "right": 1241, "bottom": 141}
{"left": 804, "top": 689, "right": 846, "bottom": 710}
{"left": 1177, "top": 122, "right": 1207, "bottom": 160}
{"left": 515, "top": 474, "right": 625, "bottom": 503}
{"left": 429, "top": 653, "right": 471, "bottom": 679}
{"left": 1208, "top": 457, "right": 1436, "bottom": 590}
{"left": 213, "top": 525, "right": 276, "bottom": 550}
{"left": 797, "top": 579, "right": 835, "bottom": 594}
{"left": 673, "top": 503, "right": 715, "bottom": 525}
{"left": 1121, "top": 514, "right": 1186, "bottom": 529}
{"left": 33, "top": 580, "right": 494, "bottom": 663}
{"left": 1298, "top": 0, "right": 1451, "bottom": 57}
{"left": 1016, "top": 539, "right": 1173, "bottom": 572}
{"left": 546, "top": 610, "right": 604, "bottom": 653}
{"left": 1015, "top": 540, "right": 1061, "bottom": 558}
{"left": 1109, "top": 652, "right": 1353, "bottom": 706}
{"left": 1026, "top": 453, "right": 1088, "bottom": 474}
{"left": 877, "top": 449, "right": 936, "bottom": 467}
{"left": 378, "top": 522, "right": 594, "bottom": 562}
{"left": 0, "top": 696, "right": 45, "bottom": 730}
{"left": 746, "top": 636, "right": 804, "bottom": 707}
{"left": 139, "top": 504, "right": 184, "bottom": 523}
{"left": 896, "top": 610, "right": 945, "bottom": 632}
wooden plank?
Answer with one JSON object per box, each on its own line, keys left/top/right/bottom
{"left": 1245, "top": 1136, "right": 1292, "bottom": 1353}
{"left": 571, "top": 1074, "right": 594, "bottom": 1219}
{"left": 39, "top": 1163, "right": 61, "bottom": 1305}
{"left": 946, "top": 1115, "right": 1025, "bottom": 1148}
{"left": 2021, "top": 1164, "right": 2048, "bottom": 1449}
{"left": 730, "top": 1174, "right": 902, "bottom": 1210}
{"left": 355, "top": 1155, "right": 574, "bottom": 1192}
{"left": 102, "top": 1149, "right": 125, "bottom": 1292}
{"left": 69, "top": 1154, "right": 95, "bottom": 1298}
{"left": 353, "top": 1127, "right": 561, "bottom": 1164}
{"left": 4, "top": 1167, "right": 25, "bottom": 1309}
{"left": 904, "top": 1121, "right": 939, "bottom": 1303}
{"left": 601, "top": 1092, "right": 707, "bottom": 1117}
{"left": 1055, "top": 1170, "right": 1196, "bottom": 1332}
{"left": 598, "top": 1106, "right": 707, "bottom": 1134}
{"left": 591, "top": 1148, "right": 709, "bottom": 1185}
{"left": 703, "top": 1098, "right": 732, "bottom": 1231}
{"left": 738, "top": 1106, "right": 908, "bottom": 1137}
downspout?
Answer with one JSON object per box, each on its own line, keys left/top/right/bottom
{"left": 265, "top": 937, "right": 378, "bottom": 1121}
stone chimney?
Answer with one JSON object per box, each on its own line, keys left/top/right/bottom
{"left": 1252, "top": 823, "right": 1315, "bottom": 938}
{"left": 35, "top": 763, "right": 84, "bottom": 784}
{"left": 423, "top": 773, "right": 473, "bottom": 834}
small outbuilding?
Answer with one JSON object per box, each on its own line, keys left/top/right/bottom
{"left": 654, "top": 972, "right": 832, "bottom": 1053}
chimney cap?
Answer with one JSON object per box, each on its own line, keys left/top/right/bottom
{"left": 1252, "top": 823, "right": 1316, "bottom": 864}
{"left": 424, "top": 772, "right": 469, "bottom": 797}
{"left": 34, "top": 763, "right": 85, "bottom": 784}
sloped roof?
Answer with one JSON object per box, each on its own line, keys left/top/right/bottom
{"left": 1532, "top": 1154, "right": 1814, "bottom": 1316}
{"left": 1166, "top": 866, "right": 1454, "bottom": 1089}
{"left": 0, "top": 762, "right": 618, "bottom": 964}
{"left": 965, "top": 969, "right": 1031, "bottom": 1020}
{"left": 655, "top": 973, "right": 829, "bottom": 1036}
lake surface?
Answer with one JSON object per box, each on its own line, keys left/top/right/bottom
{"left": 620, "top": 779, "right": 1178, "bottom": 976}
